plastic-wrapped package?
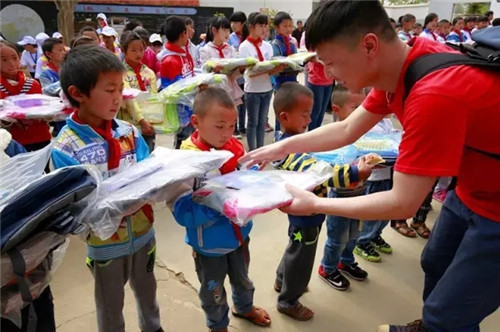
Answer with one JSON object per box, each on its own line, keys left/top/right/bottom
{"left": 0, "top": 94, "right": 72, "bottom": 122}
{"left": 246, "top": 59, "right": 301, "bottom": 76}
{"left": 203, "top": 57, "right": 258, "bottom": 75}
{"left": 311, "top": 145, "right": 359, "bottom": 165}
{"left": 286, "top": 52, "right": 317, "bottom": 66}
{"left": 73, "top": 147, "right": 233, "bottom": 240}
{"left": 122, "top": 88, "right": 141, "bottom": 100}
{"left": 192, "top": 169, "right": 330, "bottom": 226}
{"left": 1, "top": 237, "right": 69, "bottom": 327}
{"left": 41, "top": 81, "right": 62, "bottom": 97}
{"left": 354, "top": 131, "right": 402, "bottom": 160}
{"left": 158, "top": 73, "right": 228, "bottom": 107}
{"left": 133, "top": 93, "right": 180, "bottom": 134}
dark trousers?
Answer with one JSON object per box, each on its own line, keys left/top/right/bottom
{"left": 276, "top": 224, "right": 322, "bottom": 307}
{"left": 194, "top": 238, "right": 255, "bottom": 330}
{"left": 236, "top": 85, "right": 246, "bottom": 133}
{"left": 0, "top": 286, "right": 56, "bottom": 332}
{"left": 421, "top": 191, "right": 500, "bottom": 331}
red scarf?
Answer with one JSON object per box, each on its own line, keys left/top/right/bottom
{"left": 454, "top": 29, "right": 463, "bottom": 42}
{"left": 47, "top": 61, "right": 59, "bottom": 73}
{"left": 126, "top": 60, "right": 146, "bottom": 91}
{"left": 165, "top": 42, "right": 194, "bottom": 72}
{"left": 277, "top": 34, "right": 292, "bottom": 56}
{"left": 73, "top": 111, "right": 122, "bottom": 171}
{"left": 190, "top": 130, "right": 248, "bottom": 261}
{"left": 212, "top": 43, "right": 227, "bottom": 58}
{"left": 236, "top": 33, "right": 243, "bottom": 45}
{"left": 0, "top": 71, "right": 26, "bottom": 96}
{"left": 247, "top": 37, "right": 264, "bottom": 61}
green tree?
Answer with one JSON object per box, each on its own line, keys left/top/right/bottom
{"left": 53, "top": 0, "right": 79, "bottom": 44}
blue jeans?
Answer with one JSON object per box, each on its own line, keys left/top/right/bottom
{"left": 307, "top": 82, "right": 333, "bottom": 131}
{"left": 357, "top": 180, "right": 391, "bottom": 245}
{"left": 237, "top": 91, "right": 246, "bottom": 132}
{"left": 421, "top": 191, "right": 500, "bottom": 331}
{"left": 245, "top": 91, "right": 272, "bottom": 151}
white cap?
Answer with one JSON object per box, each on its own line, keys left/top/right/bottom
{"left": 18, "top": 36, "right": 37, "bottom": 46}
{"left": 101, "top": 26, "right": 117, "bottom": 37}
{"left": 52, "top": 32, "right": 63, "bottom": 39}
{"left": 97, "top": 13, "right": 107, "bottom": 21}
{"left": 149, "top": 33, "right": 162, "bottom": 44}
{"left": 35, "top": 32, "right": 50, "bottom": 44}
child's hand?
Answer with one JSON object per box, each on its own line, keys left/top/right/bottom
{"left": 212, "top": 65, "right": 224, "bottom": 73}
{"left": 270, "top": 63, "right": 288, "bottom": 75}
{"left": 239, "top": 65, "right": 247, "bottom": 73}
{"left": 357, "top": 153, "right": 378, "bottom": 181}
{"left": 139, "top": 119, "right": 155, "bottom": 136}
{"left": 199, "top": 84, "right": 209, "bottom": 91}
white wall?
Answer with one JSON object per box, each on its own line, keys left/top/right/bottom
{"left": 199, "top": 0, "right": 312, "bottom": 23}
{"left": 384, "top": 3, "right": 429, "bottom": 22}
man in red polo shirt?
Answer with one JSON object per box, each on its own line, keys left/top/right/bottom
{"left": 240, "top": 1, "right": 500, "bottom": 331}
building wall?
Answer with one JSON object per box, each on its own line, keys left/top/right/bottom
{"left": 384, "top": 4, "right": 429, "bottom": 23}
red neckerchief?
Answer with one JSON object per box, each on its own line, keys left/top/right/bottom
{"left": 73, "top": 111, "right": 122, "bottom": 171}
{"left": 126, "top": 60, "right": 146, "bottom": 91}
{"left": 165, "top": 41, "right": 194, "bottom": 71}
{"left": 277, "top": 34, "right": 292, "bottom": 55}
{"left": 0, "top": 71, "right": 26, "bottom": 96}
{"left": 236, "top": 33, "right": 243, "bottom": 45}
{"left": 190, "top": 131, "right": 244, "bottom": 174}
{"left": 184, "top": 40, "right": 195, "bottom": 69}
{"left": 403, "top": 31, "right": 412, "bottom": 40}
{"left": 454, "top": 29, "right": 463, "bottom": 42}
{"left": 190, "top": 130, "right": 248, "bottom": 261}
{"left": 211, "top": 42, "right": 227, "bottom": 58}
{"left": 246, "top": 37, "right": 264, "bottom": 61}
{"left": 47, "top": 61, "right": 59, "bottom": 73}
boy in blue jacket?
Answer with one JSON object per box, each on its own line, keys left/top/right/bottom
{"left": 51, "top": 45, "right": 162, "bottom": 332}
{"left": 272, "top": 83, "right": 372, "bottom": 321}
{"left": 171, "top": 87, "right": 271, "bottom": 332}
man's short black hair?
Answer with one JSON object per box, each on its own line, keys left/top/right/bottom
{"left": 248, "top": 12, "right": 269, "bottom": 26}
{"left": 133, "top": 27, "right": 150, "bottom": 44}
{"left": 465, "top": 16, "right": 477, "bottom": 23}
{"left": 183, "top": 17, "right": 194, "bottom": 26}
{"left": 60, "top": 45, "right": 124, "bottom": 107}
{"left": 42, "top": 38, "right": 63, "bottom": 59}
{"left": 389, "top": 18, "right": 396, "bottom": 24}
{"left": 274, "top": 82, "right": 313, "bottom": 119}
{"left": 229, "top": 11, "right": 247, "bottom": 23}
{"left": 414, "top": 23, "right": 423, "bottom": 28}
{"left": 273, "top": 11, "right": 292, "bottom": 27}
{"left": 306, "top": 0, "right": 396, "bottom": 50}
{"left": 492, "top": 18, "right": 500, "bottom": 26}
{"left": 193, "top": 87, "right": 235, "bottom": 118}
{"left": 162, "top": 16, "right": 187, "bottom": 42}
{"left": 485, "top": 10, "right": 494, "bottom": 17}
{"left": 424, "top": 13, "right": 438, "bottom": 27}
{"left": 452, "top": 16, "right": 464, "bottom": 26}
{"left": 297, "top": 20, "right": 303, "bottom": 24}
{"left": 478, "top": 16, "right": 489, "bottom": 23}
{"left": 124, "top": 19, "right": 143, "bottom": 32}
{"left": 79, "top": 26, "right": 99, "bottom": 39}
{"left": 439, "top": 19, "right": 450, "bottom": 25}
{"left": 402, "top": 14, "right": 416, "bottom": 23}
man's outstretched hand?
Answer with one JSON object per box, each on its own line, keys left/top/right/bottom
{"left": 279, "top": 184, "right": 321, "bottom": 216}
{"left": 238, "top": 141, "right": 288, "bottom": 170}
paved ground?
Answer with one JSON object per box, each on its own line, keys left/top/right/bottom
{"left": 51, "top": 77, "right": 500, "bottom": 331}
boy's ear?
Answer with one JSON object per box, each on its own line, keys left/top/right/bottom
{"left": 279, "top": 111, "right": 288, "bottom": 122}
{"left": 331, "top": 105, "right": 340, "bottom": 113}
{"left": 67, "top": 85, "right": 85, "bottom": 104}
{"left": 190, "top": 114, "right": 199, "bottom": 129}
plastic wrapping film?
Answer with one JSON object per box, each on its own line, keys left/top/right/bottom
{"left": 353, "top": 131, "right": 402, "bottom": 160}
{"left": 1, "top": 236, "right": 69, "bottom": 327}
{"left": 0, "top": 94, "right": 72, "bottom": 122}
{"left": 311, "top": 145, "right": 359, "bottom": 166}
{"left": 192, "top": 166, "right": 331, "bottom": 226}
{"left": 72, "top": 147, "right": 233, "bottom": 240}
{"left": 203, "top": 57, "right": 258, "bottom": 75}
{"left": 133, "top": 92, "right": 180, "bottom": 134}
{"left": 286, "top": 52, "right": 317, "bottom": 66}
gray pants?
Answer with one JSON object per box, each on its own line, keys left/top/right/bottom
{"left": 194, "top": 238, "right": 255, "bottom": 330}
{"left": 276, "top": 225, "right": 322, "bottom": 308}
{"left": 87, "top": 239, "right": 161, "bottom": 332}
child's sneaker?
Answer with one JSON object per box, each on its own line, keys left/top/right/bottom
{"left": 337, "top": 262, "right": 368, "bottom": 281}
{"left": 372, "top": 235, "right": 393, "bottom": 254}
{"left": 354, "top": 242, "right": 382, "bottom": 262}
{"left": 318, "top": 265, "right": 350, "bottom": 291}
{"left": 265, "top": 122, "right": 274, "bottom": 132}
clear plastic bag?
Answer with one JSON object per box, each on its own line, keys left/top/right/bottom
{"left": 73, "top": 147, "right": 233, "bottom": 240}
{"left": 192, "top": 169, "right": 330, "bottom": 226}
{"left": 1, "top": 237, "right": 69, "bottom": 327}
{"left": 354, "top": 131, "right": 402, "bottom": 160}
{"left": 0, "top": 94, "right": 71, "bottom": 122}
{"left": 286, "top": 52, "right": 317, "bottom": 66}
{"left": 311, "top": 145, "right": 359, "bottom": 166}
{"left": 246, "top": 59, "right": 302, "bottom": 76}
{"left": 203, "top": 57, "right": 258, "bottom": 75}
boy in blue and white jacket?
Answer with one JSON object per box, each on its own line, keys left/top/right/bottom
{"left": 51, "top": 46, "right": 162, "bottom": 332}
{"left": 170, "top": 87, "right": 271, "bottom": 332}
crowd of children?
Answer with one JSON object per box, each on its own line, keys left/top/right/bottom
{"left": 1, "top": 5, "right": 499, "bottom": 332}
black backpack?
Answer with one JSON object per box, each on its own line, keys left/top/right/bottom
{"left": 403, "top": 39, "right": 500, "bottom": 161}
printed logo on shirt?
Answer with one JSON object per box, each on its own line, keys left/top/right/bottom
{"left": 75, "top": 143, "right": 107, "bottom": 165}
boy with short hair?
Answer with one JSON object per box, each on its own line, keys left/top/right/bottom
{"left": 397, "top": 14, "right": 416, "bottom": 42}
{"left": 273, "top": 82, "right": 372, "bottom": 319}
{"left": 159, "top": 16, "right": 196, "bottom": 149}
{"left": 412, "top": 23, "right": 423, "bottom": 36}
{"left": 52, "top": 45, "right": 162, "bottom": 332}
{"left": 474, "top": 16, "right": 490, "bottom": 32}
{"left": 436, "top": 19, "right": 451, "bottom": 40}
{"left": 171, "top": 87, "right": 271, "bottom": 332}
{"left": 39, "top": 37, "right": 66, "bottom": 88}
{"left": 462, "top": 16, "right": 476, "bottom": 40}
{"left": 318, "top": 84, "right": 371, "bottom": 291}
{"left": 272, "top": 11, "right": 299, "bottom": 88}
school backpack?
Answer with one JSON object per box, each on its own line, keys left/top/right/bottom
{"left": 403, "top": 26, "right": 500, "bottom": 161}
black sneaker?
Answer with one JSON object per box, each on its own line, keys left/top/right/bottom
{"left": 338, "top": 262, "right": 368, "bottom": 281}
{"left": 377, "top": 319, "right": 428, "bottom": 332}
{"left": 354, "top": 242, "right": 382, "bottom": 262}
{"left": 372, "top": 235, "right": 393, "bottom": 254}
{"left": 318, "top": 265, "right": 350, "bottom": 291}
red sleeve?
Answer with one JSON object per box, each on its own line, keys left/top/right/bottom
{"left": 29, "top": 79, "right": 42, "bottom": 94}
{"left": 362, "top": 88, "right": 391, "bottom": 115}
{"left": 394, "top": 93, "right": 466, "bottom": 177}
{"left": 160, "top": 56, "right": 182, "bottom": 81}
